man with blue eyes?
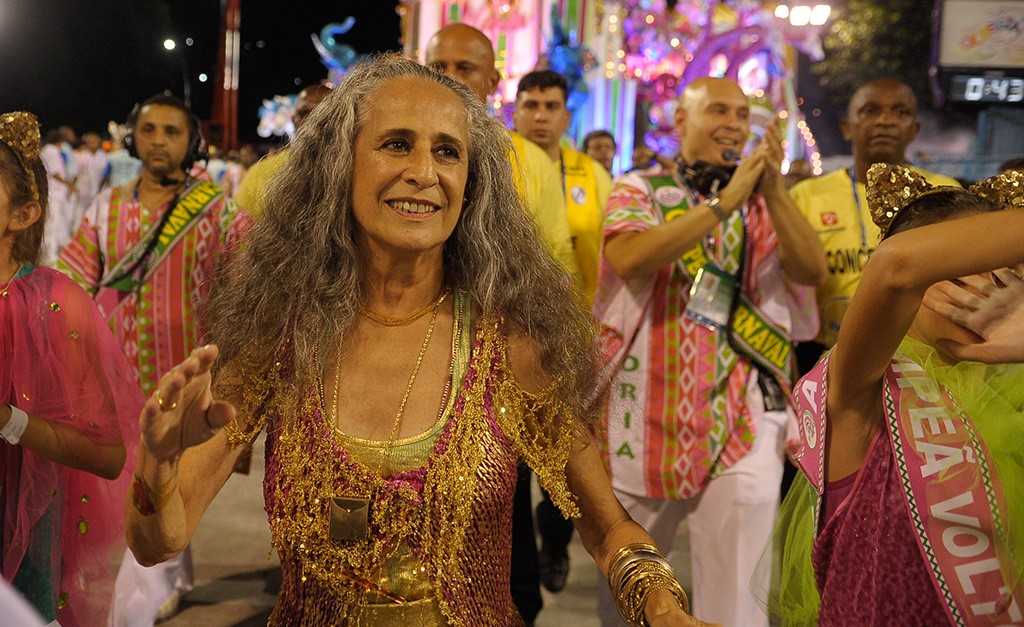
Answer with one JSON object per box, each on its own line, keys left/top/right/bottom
{"left": 425, "top": 24, "right": 578, "bottom": 281}
{"left": 789, "top": 78, "right": 960, "bottom": 369}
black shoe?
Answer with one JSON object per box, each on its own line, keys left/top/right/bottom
{"left": 538, "top": 544, "right": 570, "bottom": 593}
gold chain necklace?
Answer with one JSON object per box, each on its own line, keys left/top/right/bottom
{"left": 319, "top": 291, "right": 460, "bottom": 556}
{"left": 432, "top": 292, "right": 462, "bottom": 425}
{"left": 331, "top": 290, "right": 449, "bottom": 470}
{"left": 0, "top": 264, "right": 23, "bottom": 299}
{"left": 360, "top": 289, "right": 450, "bottom": 327}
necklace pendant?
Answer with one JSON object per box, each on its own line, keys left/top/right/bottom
{"left": 329, "top": 495, "right": 371, "bottom": 543}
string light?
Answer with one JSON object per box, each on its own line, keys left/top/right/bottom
{"left": 773, "top": 3, "right": 832, "bottom": 27}
{"left": 810, "top": 5, "right": 831, "bottom": 26}
{"left": 789, "top": 5, "right": 812, "bottom": 26}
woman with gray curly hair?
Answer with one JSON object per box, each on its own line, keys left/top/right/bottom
{"left": 124, "top": 55, "right": 707, "bottom": 627}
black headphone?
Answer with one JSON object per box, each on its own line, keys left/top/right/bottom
{"left": 678, "top": 149, "right": 741, "bottom": 197}
{"left": 123, "top": 94, "right": 206, "bottom": 173}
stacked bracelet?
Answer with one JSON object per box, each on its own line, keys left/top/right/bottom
{"left": 1, "top": 405, "right": 29, "bottom": 445}
{"left": 608, "top": 543, "right": 689, "bottom": 626}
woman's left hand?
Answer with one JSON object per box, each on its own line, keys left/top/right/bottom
{"left": 645, "top": 589, "right": 721, "bottom": 627}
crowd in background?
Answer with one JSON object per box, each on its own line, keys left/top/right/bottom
{"left": 2, "top": 21, "right": 1024, "bottom": 627}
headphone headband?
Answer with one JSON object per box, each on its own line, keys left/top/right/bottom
{"left": 123, "top": 96, "right": 205, "bottom": 171}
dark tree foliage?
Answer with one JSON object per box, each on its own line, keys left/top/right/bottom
{"left": 813, "top": 0, "right": 935, "bottom": 109}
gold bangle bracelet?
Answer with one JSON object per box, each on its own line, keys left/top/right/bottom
{"left": 608, "top": 543, "right": 688, "bottom": 626}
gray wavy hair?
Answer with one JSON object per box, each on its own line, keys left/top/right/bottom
{"left": 206, "top": 54, "right": 598, "bottom": 418}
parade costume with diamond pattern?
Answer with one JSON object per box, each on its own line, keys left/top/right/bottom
{"left": 594, "top": 170, "right": 818, "bottom": 500}
{"left": 57, "top": 182, "right": 247, "bottom": 395}
{"left": 223, "top": 312, "right": 582, "bottom": 626}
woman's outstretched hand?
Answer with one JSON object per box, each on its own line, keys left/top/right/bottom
{"left": 140, "top": 345, "right": 237, "bottom": 462}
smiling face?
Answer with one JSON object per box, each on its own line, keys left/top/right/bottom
{"left": 350, "top": 76, "right": 470, "bottom": 259}
{"left": 842, "top": 80, "right": 920, "bottom": 166}
{"left": 675, "top": 78, "right": 750, "bottom": 166}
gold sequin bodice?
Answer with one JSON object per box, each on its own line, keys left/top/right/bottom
{"left": 225, "top": 313, "right": 582, "bottom": 626}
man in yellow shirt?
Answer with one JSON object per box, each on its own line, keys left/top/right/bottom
{"left": 513, "top": 70, "right": 612, "bottom": 301}
{"left": 234, "top": 82, "right": 332, "bottom": 218}
{"left": 790, "top": 78, "right": 960, "bottom": 362}
{"left": 425, "top": 24, "right": 577, "bottom": 278}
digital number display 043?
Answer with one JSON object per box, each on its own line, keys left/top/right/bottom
{"left": 950, "top": 75, "right": 1024, "bottom": 103}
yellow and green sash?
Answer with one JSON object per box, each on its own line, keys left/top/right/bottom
{"left": 100, "top": 179, "right": 221, "bottom": 294}
{"left": 646, "top": 175, "right": 794, "bottom": 385}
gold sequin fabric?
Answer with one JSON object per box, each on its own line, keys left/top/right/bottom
{"left": 223, "top": 316, "right": 581, "bottom": 626}
{"left": 865, "top": 163, "right": 960, "bottom": 237}
{"left": 970, "top": 169, "right": 1024, "bottom": 210}
{"left": 0, "top": 111, "right": 42, "bottom": 200}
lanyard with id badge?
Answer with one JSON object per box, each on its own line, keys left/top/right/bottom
{"left": 685, "top": 263, "right": 738, "bottom": 329}
{"left": 683, "top": 193, "right": 744, "bottom": 332}
{"left": 683, "top": 227, "right": 788, "bottom": 411}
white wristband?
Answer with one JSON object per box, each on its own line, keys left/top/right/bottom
{"left": 2, "top": 405, "right": 29, "bottom": 445}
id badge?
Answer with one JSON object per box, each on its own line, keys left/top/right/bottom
{"left": 329, "top": 495, "right": 370, "bottom": 543}
{"left": 684, "top": 265, "right": 738, "bottom": 330}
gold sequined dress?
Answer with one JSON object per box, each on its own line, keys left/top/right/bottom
{"left": 225, "top": 296, "right": 581, "bottom": 626}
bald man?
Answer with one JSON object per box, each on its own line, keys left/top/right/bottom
{"left": 235, "top": 83, "right": 333, "bottom": 218}
{"left": 426, "top": 24, "right": 578, "bottom": 279}
{"left": 790, "top": 79, "right": 960, "bottom": 360}
{"left": 594, "top": 77, "right": 824, "bottom": 626}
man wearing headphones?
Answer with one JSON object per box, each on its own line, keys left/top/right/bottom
{"left": 57, "top": 94, "right": 248, "bottom": 625}
{"left": 593, "top": 77, "right": 825, "bottom": 626}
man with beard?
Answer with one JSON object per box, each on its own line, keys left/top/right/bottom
{"left": 58, "top": 94, "right": 247, "bottom": 626}
{"left": 790, "top": 79, "right": 959, "bottom": 368}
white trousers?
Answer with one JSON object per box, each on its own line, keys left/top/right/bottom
{"left": 110, "top": 548, "right": 193, "bottom": 627}
{"left": 598, "top": 381, "right": 788, "bottom": 627}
